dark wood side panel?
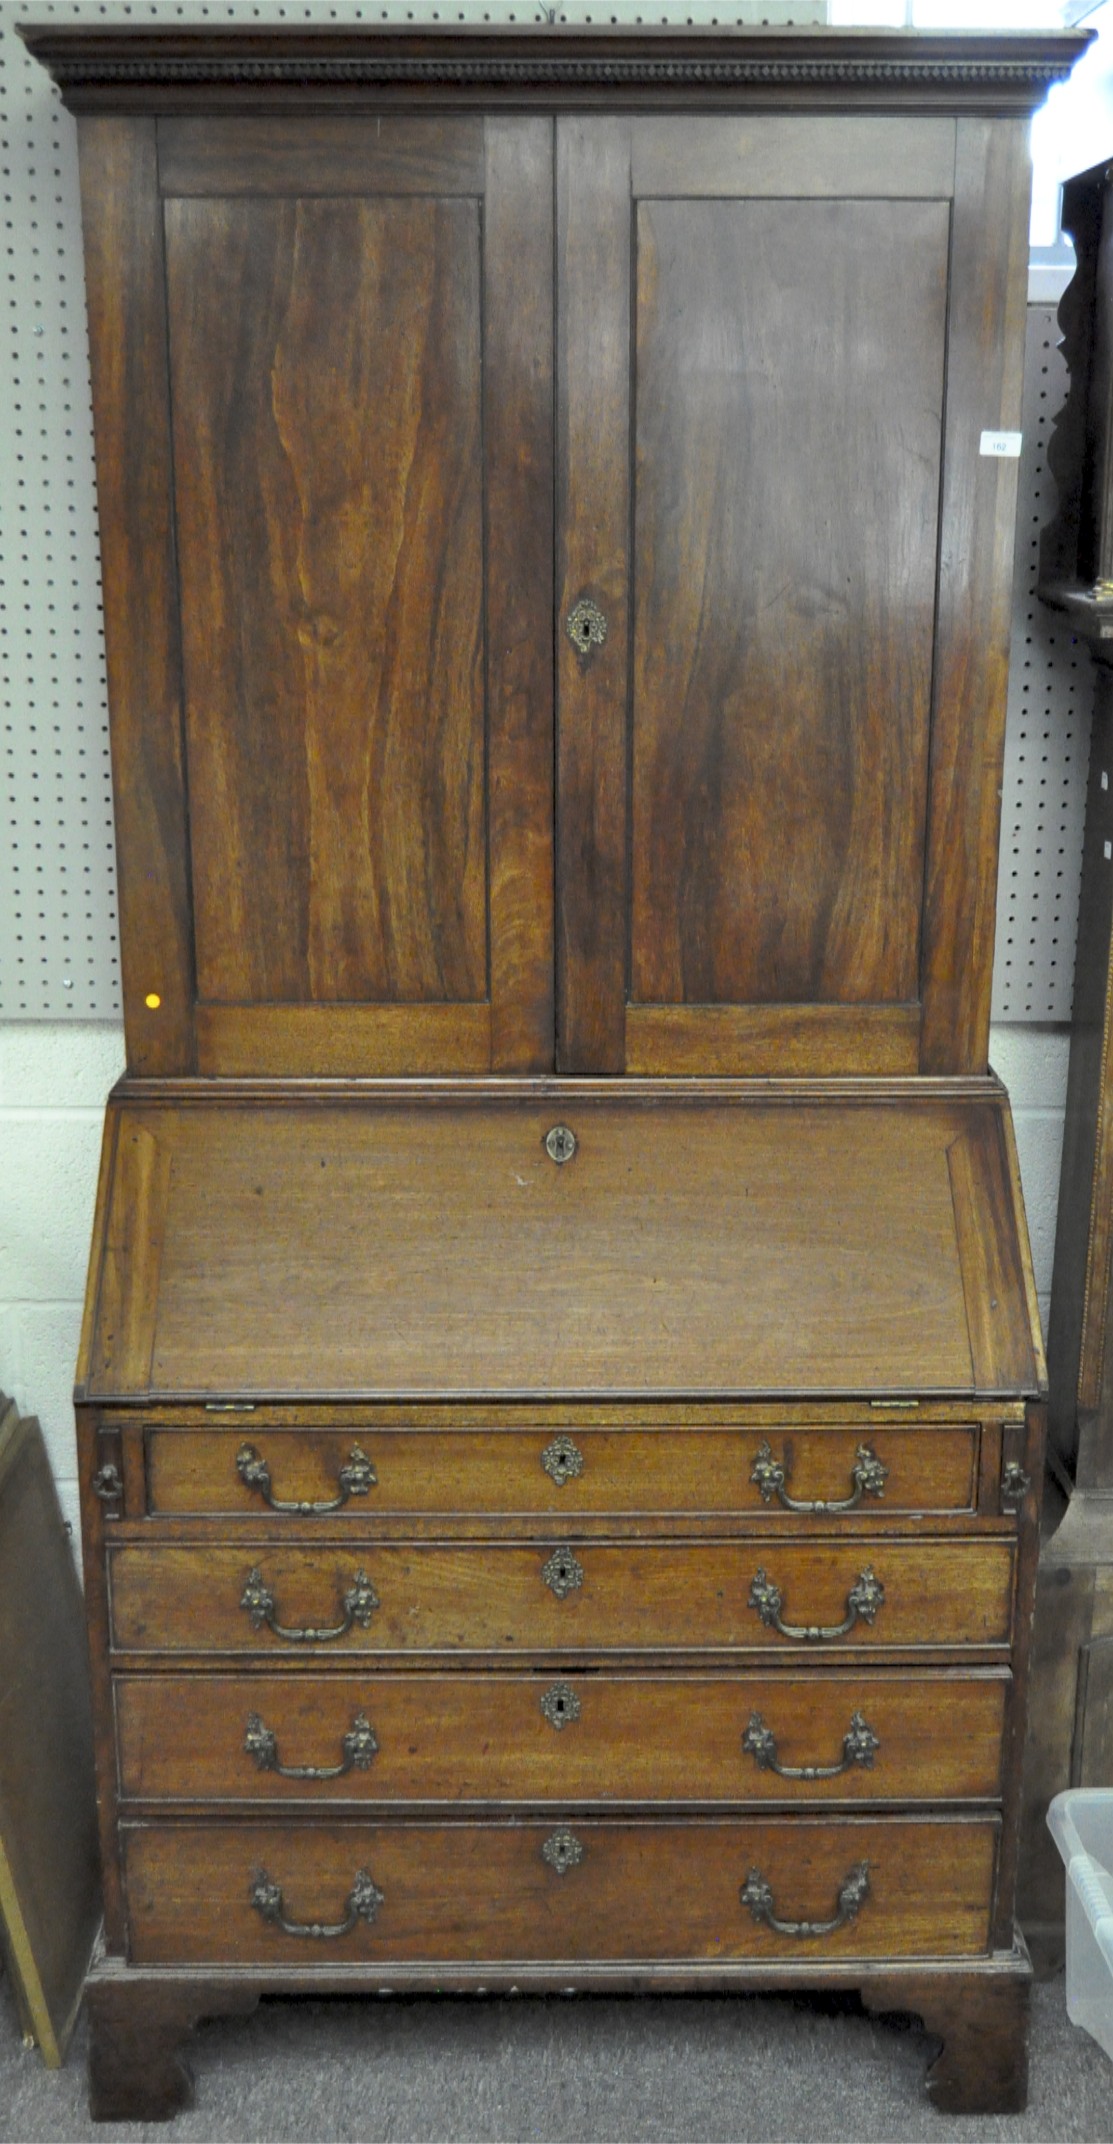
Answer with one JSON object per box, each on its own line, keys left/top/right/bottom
{"left": 555, "top": 118, "right": 630, "bottom": 1074}
{"left": 158, "top": 114, "right": 484, "bottom": 195}
{"left": 91, "top": 1120, "right": 172, "bottom": 1394}
{"left": 629, "top": 194, "right": 948, "bottom": 1019}
{"left": 77, "top": 118, "right": 195, "bottom": 1074}
{"left": 1047, "top": 670, "right": 1113, "bottom": 1465}
{"left": 76, "top": 1410, "right": 127, "bottom": 1952}
{"left": 920, "top": 117, "right": 1031, "bottom": 1072}
{"left": 485, "top": 117, "right": 555, "bottom": 1071}
{"left": 0, "top": 1403, "right": 100, "bottom": 2059}
{"left": 992, "top": 1400, "right": 1044, "bottom": 1950}
{"left": 947, "top": 1112, "right": 1040, "bottom": 1398}
{"left": 76, "top": 1109, "right": 121, "bottom": 1397}
{"left": 164, "top": 191, "right": 487, "bottom": 1014}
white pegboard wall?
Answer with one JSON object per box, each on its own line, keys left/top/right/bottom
{"left": 1, "top": 1, "right": 1082, "bottom": 1026}
{"left": 992, "top": 303, "right": 1091, "bottom": 1022}
{"left": 0, "top": 2, "right": 117, "bottom": 1018}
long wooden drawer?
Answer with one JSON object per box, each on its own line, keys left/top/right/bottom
{"left": 114, "top": 1669, "right": 1009, "bottom": 1805}
{"left": 107, "top": 1539, "right": 1015, "bottom": 1655}
{"left": 122, "top": 1816, "right": 998, "bottom": 1966}
{"left": 144, "top": 1424, "right": 979, "bottom": 1518}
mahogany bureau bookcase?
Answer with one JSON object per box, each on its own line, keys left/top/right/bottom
{"left": 20, "top": 21, "right": 1086, "bottom": 2121}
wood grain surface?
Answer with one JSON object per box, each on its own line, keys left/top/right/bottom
{"left": 80, "top": 1096, "right": 1045, "bottom": 1401}
{"left": 106, "top": 1538, "right": 1016, "bottom": 1655}
{"left": 919, "top": 118, "right": 1031, "bottom": 1072}
{"left": 625, "top": 1004, "right": 920, "bottom": 1078}
{"left": 122, "top": 1815, "right": 998, "bottom": 1966}
{"left": 144, "top": 1423, "right": 979, "bottom": 1519}
{"left": 555, "top": 117, "right": 630, "bottom": 1073}
{"left": 76, "top": 118, "right": 195, "bottom": 1074}
{"left": 484, "top": 116, "right": 556, "bottom": 1071}
{"left": 630, "top": 196, "right": 948, "bottom": 1021}
{"left": 157, "top": 115, "right": 485, "bottom": 195}
{"left": 114, "top": 1667, "right": 1007, "bottom": 1806}
{"left": 166, "top": 190, "right": 486, "bottom": 1013}
{"left": 629, "top": 115, "right": 956, "bottom": 200}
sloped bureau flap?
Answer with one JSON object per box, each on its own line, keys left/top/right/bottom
{"left": 78, "top": 1089, "right": 1042, "bottom": 1402}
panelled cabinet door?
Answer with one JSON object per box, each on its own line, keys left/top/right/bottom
{"left": 555, "top": 114, "right": 1030, "bottom": 1076}
{"left": 81, "top": 114, "right": 554, "bottom": 1076}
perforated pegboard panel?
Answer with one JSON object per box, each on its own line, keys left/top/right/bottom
{"left": 0, "top": 1, "right": 117, "bottom": 1017}
{"left": 992, "top": 303, "right": 1090, "bottom": 1022}
{"left": 1, "top": 2, "right": 1083, "bottom": 1025}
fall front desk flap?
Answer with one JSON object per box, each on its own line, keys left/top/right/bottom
{"left": 78, "top": 1090, "right": 1043, "bottom": 1403}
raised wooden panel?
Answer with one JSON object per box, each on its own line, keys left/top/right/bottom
{"left": 625, "top": 1004, "right": 920, "bottom": 1078}
{"left": 629, "top": 195, "right": 948, "bottom": 1018}
{"left": 165, "top": 192, "right": 486, "bottom": 1012}
{"left": 158, "top": 115, "right": 485, "bottom": 195}
{"left": 193, "top": 1004, "right": 491, "bottom": 1079}
{"left": 630, "top": 114, "right": 955, "bottom": 198}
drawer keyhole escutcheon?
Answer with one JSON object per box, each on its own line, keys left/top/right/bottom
{"left": 541, "top": 1435, "right": 584, "bottom": 1485}
{"left": 541, "top": 1546, "right": 585, "bottom": 1599}
{"left": 544, "top": 1124, "right": 577, "bottom": 1165}
{"left": 750, "top": 1439, "right": 888, "bottom": 1513}
{"left": 236, "top": 1440, "right": 376, "bottom": 1515}
{"left": 542, "top": 1830, "right": 585, "bottom": 1875}
{"left": 240, "top": 1565, "right": 379, "bottom": 1644}
{"left": 244, "top": 1710, "right": 378, "bottom": 1779}
{"left": 748, "top": 1565, "right": 884, "bottom": 1642}
{"left": 740, "top": 1861, "right": 870, "bottom": 1939}
{"left": 742, "top": 1710, "right": 879, "bottom": 1780}
{"left": 249, "top": 1866, "right": 383, "bottom": 1940}
{"left": 565, "top": 597, "right": 607, "bottom": 656}
{"left": 92, "top": 1462, "right": 123, "bottom": 1503}
{"left": 541, "top": 1681, "right": 581, "bottom": 1730}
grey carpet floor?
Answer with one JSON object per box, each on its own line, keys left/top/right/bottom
{"left": 2, "top": 1970, "right": 1111, "bottom": 2143}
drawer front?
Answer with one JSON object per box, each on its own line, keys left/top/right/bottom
{"left": 122, "top": 1815, "right": 997, "bottom": 1966}
{"left": 114, "top": 1669, "right": 1008, "bottom": 1805}
{"left": 144, "top": 1424, "right": 979, "bottom": 1518}
{"left": 108, "top": 1540, "right": 1015, "bottom": 1655}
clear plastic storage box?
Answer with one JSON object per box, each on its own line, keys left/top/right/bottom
{"left": 1047, "top": 1790, "right": 1113, "bottom": 2064}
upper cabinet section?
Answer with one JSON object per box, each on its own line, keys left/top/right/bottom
{"left": 72, "top": 108, "right": 555, "bottom": 1078}
{"left": 24, "top": 27, "right": 1087, "bottom": 1081}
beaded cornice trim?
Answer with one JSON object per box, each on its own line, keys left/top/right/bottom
{"left": 35, "top": 55, "right": 1078, "bottom": 89}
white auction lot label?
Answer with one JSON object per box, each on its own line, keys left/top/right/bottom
{"left": 979, "top": 430, "right": 1023, "bottom": 457}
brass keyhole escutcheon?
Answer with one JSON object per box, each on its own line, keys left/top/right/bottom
{"left": 545, "top": 1124, "right": 577, "bottom": 1165}
{"left": 541, "top": 1681, "right": 581, "bottom": 1730}
{"left": 566, "top": 597, "right": 607, "bottom": 655}
{"left": 541, "top": 1546, "right": 585, "bottom": 1599}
